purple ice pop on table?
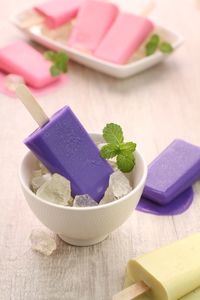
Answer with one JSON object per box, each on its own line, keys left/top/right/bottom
{"left": 143, "top": 139, "right": 200, "bottom": 205}
{"left": 16, "top": 85, "right": 113, "bottom": 202}
{"left": 137, "top": 139, "right": 200, "bottom": 215}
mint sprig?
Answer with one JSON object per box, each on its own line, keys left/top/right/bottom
{"left": 145, "top": 34, "right": 173, "bottom": 56}
{"left": 44, "top": 51, "right": 69, "bottom": 77}
{"left": 159, "top": 42, "right": 173, "bottom": 53}
{"left": 100, "top": 123, "right": 136, "bottom": 173}
{"left": 100, "top": 144, "right": 119, "bottom": 159}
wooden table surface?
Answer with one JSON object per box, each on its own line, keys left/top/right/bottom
{"left": 0, "top": 0, "right": 200, "bottom": 299}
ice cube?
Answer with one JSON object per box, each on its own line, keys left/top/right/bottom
{"left": 32, "top": 169, "right": 42, "bottom": 177}
{"left": 4, "top": 74, "right": 25, "bottom": 91}
{"left": 99, "top": 185, "right": 115, "bottom": 205}
{"left": 109, "top": 170, "right": 132, "bottom": 199}
{"left": 67, "top": 196, "right": 74, "bottom": 206}
{"left": 36, "top": 173, "right": 71, "bottom": 205}
{"left": 38, "top": 161, "right": 50, "bottom": 174}
{"left": 31, "top": 173, "right": 52, "bottom": 193}
{"left": 73, "top": 194, "right": 98, "bottom": 207}
{"left": 30, "top": 229, "right": 57, "bottom": 256}
{"left": 99, "top": 170, "right": 132, "bottom": 205}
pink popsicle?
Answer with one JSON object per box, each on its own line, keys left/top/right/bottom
{"left": 94, "top": 13, "right": 154, "bottom": 64}
{"left": 67, "top": 0, "right": 119, "bottom": 52}
{"left": 34, "top": 0, "right": 83, "bottom": 29}
{"left": 0, "top": 41, "right": 58, "bottom": 88}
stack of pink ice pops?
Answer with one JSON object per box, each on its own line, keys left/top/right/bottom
{"left": 34, "top": 0, "right": 154, "bottom": 64}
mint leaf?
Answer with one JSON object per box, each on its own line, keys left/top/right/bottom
{"left": 103, "top": 123, "right": 124, "bottom": 145}
{"left": 50, "top": 65, "right": 61, "bottom": 77}
{"left": 100, "top": 144, "right": 119, "bottom": 159}
{"left": 145, "top": 34, "right": 160, "bottom": 56}
{"left": 159, "top": 42, "right": 173, "bottom": 54}
{"left": 54, "top": 52, "right": 69, "bottom": 73}
{"left": 44, "top": 51, "right": 69, "bottom": 77}
{"left": 150, "top": 34, "right": 160, "bottom": 45}
{"left": 119, "top": 142, "right": 136, "bottom": 154}
{"left": 117, "top": 153, "right": 135, "bottom": 173}
{"left": 101, "top": 123, "right": 137, "bottom": 173}
{"left": 44, "top": 51, "right": 56, "bottom": 61}
{"left": 146, "top": 42, "right": 158, "bottom": 56}
{"left": 145, "top": 34, "right": 173, "bottom": 56}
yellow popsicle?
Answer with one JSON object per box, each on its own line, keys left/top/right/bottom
{"left": 123, "top": 234, "right": 200, "bottom": 300}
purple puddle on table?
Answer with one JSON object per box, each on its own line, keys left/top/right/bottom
{"left": 136, "top": 187, "right": 194, "bottom": 215}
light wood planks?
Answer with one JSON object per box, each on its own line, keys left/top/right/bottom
{"left": 0, "top": 0, "right": 200, "bottom": 299}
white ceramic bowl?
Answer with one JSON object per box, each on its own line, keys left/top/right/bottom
{"left": 19, "top": 134, "right": 147, "bottom": 246}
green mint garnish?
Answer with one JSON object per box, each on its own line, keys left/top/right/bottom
{"left": 50, "top": 65, "right": 61, "bottom": 77}
{"left": 117, "top": 153, "right": 135, "bottom": 173}
{"left": 44, "top": 51, "right": 56, "bottom": 61}
{"left": 44, "top": 51, "right": 69, "bottom": 77}
{"left": 119, "top": 142, "right": 136, "bottom": 154}
{"left": 145, "top": 34, "right": 173, "bottom": 56}
{"left": 100, "top": 123, "right": 136, "bottom": 173}
{"left": 159, "top": 42, "right": 173, "bottom": 54}
{"left": 100, "top": 144, "right": 119, "bottom": 159}
{"left": 145, "top": 34, "right": 160, "bottom": 56}
{"left": 103, "top": 123, "right": 124, "bottom": 144}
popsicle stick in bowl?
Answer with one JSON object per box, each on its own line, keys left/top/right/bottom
{"left": 16, "top": 84, "right": 49, "bottom": 127}
{"left": 113, "top": 281, "right": 149, "bottom": 300}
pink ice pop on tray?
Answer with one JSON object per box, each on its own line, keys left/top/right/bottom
{"left": 0, "top": 41, "right": 58, "bottom": 88}
{"left": 94, "top": 13, "right": 154, "bottom": 64}
{"left": 67, "top": 0, "right": 119, "bottom": 52}
{"left": 34, "top": 0, "right": 83, "bottom": 29}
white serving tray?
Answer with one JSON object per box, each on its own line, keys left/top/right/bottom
{"left": 11, "top": 7, "right": 184, "bottom": 79}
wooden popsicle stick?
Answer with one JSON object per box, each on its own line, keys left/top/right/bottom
{"left": 140, "top": 1, "right": 156, "bottom": 17}
{"left": 16, "top": 84, "right": 49, "bottom": 127}
{"left": 107, "top": 0, "right": 155, "bottom": 17}
{"left": 112, "top": 281, "right": 149, "bottom": 300}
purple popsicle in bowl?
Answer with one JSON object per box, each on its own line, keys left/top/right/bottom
{"left": 16, "top": 85, "right": 113, "bottom": 202}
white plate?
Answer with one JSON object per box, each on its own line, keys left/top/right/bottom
{"left": 10, "top": 8, "right": 184, "bottom": 79}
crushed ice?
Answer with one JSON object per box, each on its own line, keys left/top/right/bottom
{"left": 32, "top": 160, "right": 132, "bottom": 207}
{"left": 30, "top": 229, "right": 57, "bottom": 256}
{"left": 36, "top": 173, "right": 71, "bottom": 205}
{"left": 73, "top": 194, "right": 98, "bottom": 207}
{"left": 110, "top": 170, "right": 132, "bottom": 199}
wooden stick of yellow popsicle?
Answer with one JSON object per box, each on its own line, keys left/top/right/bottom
{"left": 113, "top": 281, "right": 149, "bottom": 300}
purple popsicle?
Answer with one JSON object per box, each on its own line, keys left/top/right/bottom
{"left": 17, "top": 86, "right": 113, "bottom": 202}
{"left": 142, "top": 139, "right": 200, "bottom": 205}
